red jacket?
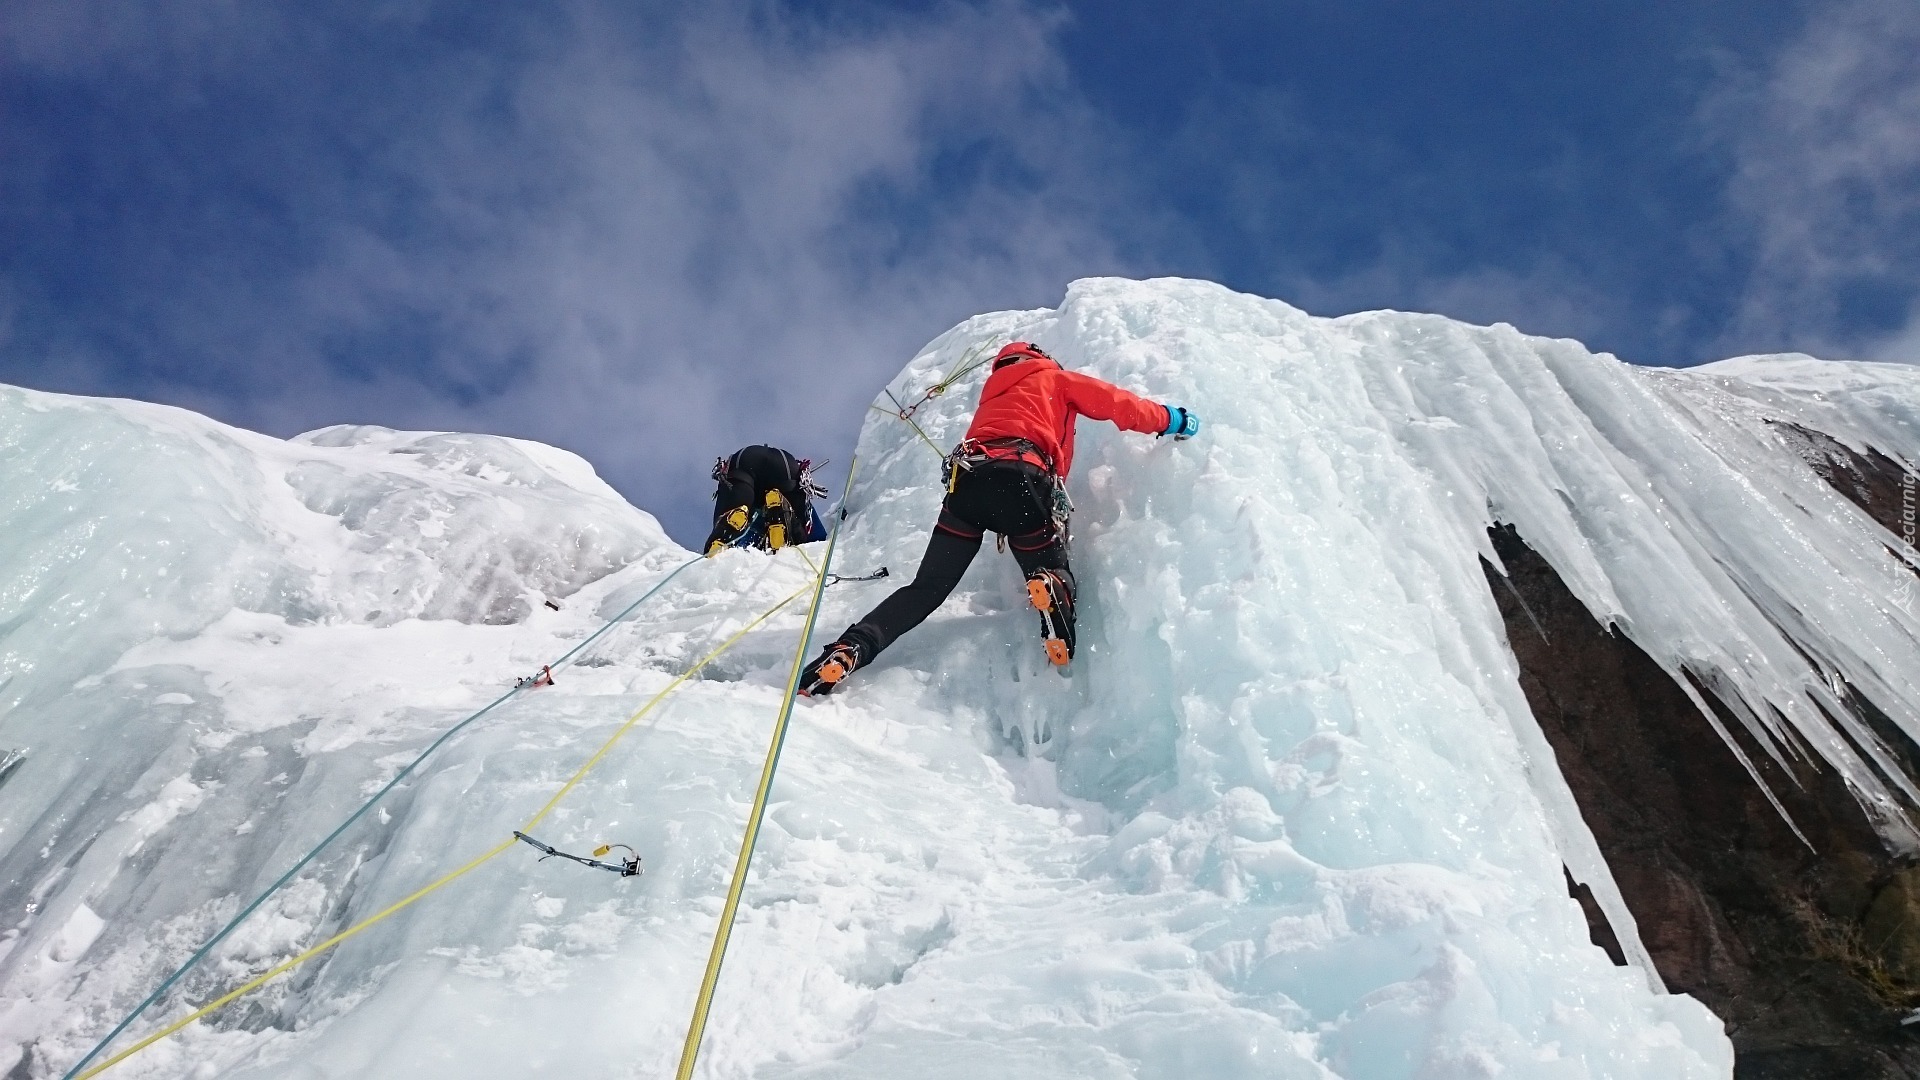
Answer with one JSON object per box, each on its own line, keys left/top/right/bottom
{"left": 963, "top": 358, "right": 1170, "bottom": 478}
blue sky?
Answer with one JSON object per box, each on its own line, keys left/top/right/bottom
{"left": 4, "top": 1, "right": 1918, "bottom": 541}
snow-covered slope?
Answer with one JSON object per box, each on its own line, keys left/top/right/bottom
{"left": 7, "top": 277, "right": 1919, "bottom": 1078}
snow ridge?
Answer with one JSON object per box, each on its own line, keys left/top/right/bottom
{"left": 11, "top": 276, "right": 1915, "bottom": 1077}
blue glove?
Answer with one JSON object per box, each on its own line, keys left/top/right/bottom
{"left": 1161, "top": 406, "right": 1200, "bottom": 440}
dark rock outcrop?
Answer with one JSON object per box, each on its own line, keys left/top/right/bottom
{"left": 1484, "top": 469, "right": 1920, "bottom": 1077}
{"left": 1769, "top": 421, "right": 1918, "bottom": 543}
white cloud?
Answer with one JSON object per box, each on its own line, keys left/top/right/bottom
{"left": 1283, "top": 252, "right": 1631, "bottom": 352}
{"left": 5, "top": 2, "right": 1149, "bottom": 540}
{"left": 1874, "top": 313, "right": 1920, "bottom": 365}
{"left": 379, "top": 3, "right": 1138, "bottom": 538}
{"left": 1705, "top": 0, "right": 1920, "bottom": 361}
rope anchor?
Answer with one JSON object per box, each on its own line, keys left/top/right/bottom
{"left": 869, "top": 342, "right": 995, "bottom": 458}
{"left": 513, "top": 831, "right": 643, "bottom": 877}
{"left": 824, "top": 566, "right": 888, "bottom": 587}
{"left": 515, "top": 665, "right": 556, "bottom": 690}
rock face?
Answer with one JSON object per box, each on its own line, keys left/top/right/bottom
{"left": 1869, "top": 870, "right": 1920, "bottom": 986}
{"left": 1485, "top": 454, "right": 1920, "bottom": 1077}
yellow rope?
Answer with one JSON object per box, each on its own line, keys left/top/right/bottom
{"left": 73, "top": 840, "right": 517, "bottom": 1080}
{"left": 675, "top": 459, "right": 856, "bottom": 1080}
{"left": 74, "top": 585, "right": 810, "bottom": 1080}
{"left": 518, "top": 583, "right": 806, "bottom": 833}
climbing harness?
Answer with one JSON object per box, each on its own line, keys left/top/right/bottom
{"left": 60, "top": 550, "right": 747, "bottom": 1080}
{"left": 513, "top": 831, "right": 642, "bottom": 877}
{"left": 943, "top": 437, "right": 1074, "bottom": 546}
{"left": 674, "top": 459, "right": 858, "bottom": 1080}
{"left": 715, "top": 453, "right": 831, "bottom": 502}
{"left": 943, "top": 435, "right": 1055, "bottom": 492}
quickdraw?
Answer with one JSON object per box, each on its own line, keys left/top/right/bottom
{"left": 796, "top": 458, "right": 831, "bottom": 501}
{"left": 870, "top": 343, "right": 996, "bottom": 456}
{"left": 513, "top": 831, "right": 643, "bottom": 877}
{"left": 885, "top": 343, "right": 994, "bottom": 424}
{"left": 717, "top": 454, "right": 830, "bottom": 503}
{"left": 515, "top": 665, "right": 556, "bottom": 690}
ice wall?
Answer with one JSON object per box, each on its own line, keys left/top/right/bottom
{"left": 0, "top": 388, "right": 677, "bottom": 1076}
{"left": 844, "top": 281, "right": 1920, "bottom": 985}
{"left": 16, "top": 276, "right": 1914, "bottom": 1077}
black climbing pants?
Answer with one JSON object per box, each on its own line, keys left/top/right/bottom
{"left": 707, "top": 445, "right": 808, "bottom": 550}
{"left": 838, "top": 459, "right": 1071, "bottom": 662}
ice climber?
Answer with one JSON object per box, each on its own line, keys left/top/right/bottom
{"left": 798, "top": 341, "right": 1200, "bottom": 696}
{"left": 704, "top": 445, "right": 829, "bottom": 555}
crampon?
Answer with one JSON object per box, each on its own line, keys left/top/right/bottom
{"left": 1026, "top": 568, "right": 1076, "bottom": 667}
{"left": 798, "top": 642, "right": 861, "bottom": 697}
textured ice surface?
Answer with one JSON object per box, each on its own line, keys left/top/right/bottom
{"left": 16, "top": 276, "right": 1919, "bottom": 1078}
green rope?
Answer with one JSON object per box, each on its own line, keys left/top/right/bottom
{"left": 873, "top": 342, "right": 994, "bottom": 458}
{"left": 875, "top": 393, "right": 947, "bottom": 457}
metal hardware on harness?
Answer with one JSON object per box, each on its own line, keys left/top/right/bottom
{"left": 942, "top": 438, "right": 1072, "bottom": 546}
{"left": 943, "top": 437, "right": 1054, "bottom": 494}
{"left": 513, "top": 831, "right": 643, "bottom": 877}
{"left": 798, "top": 457, "right": 831, "bottom": 500}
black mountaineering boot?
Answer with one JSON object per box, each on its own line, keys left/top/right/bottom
{"left": 798, "top": 641, "right": 863, "bottom": 697}
{"left": 1025, "top": 568, "right": 1076, "bottom": 667}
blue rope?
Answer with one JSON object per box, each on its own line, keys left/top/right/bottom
{"left": 729, "top": 510, "right": 766, "bottom": 550}
{"left": 548, "top": 554, "right": 704, "bottom": 669}
{"left": 62, "top": 552, "right": 706, "bottom": 1080}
